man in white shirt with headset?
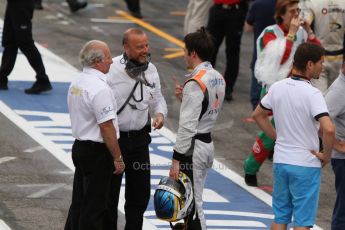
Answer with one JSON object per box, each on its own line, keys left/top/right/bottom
{"left": 107, "top": 28, "right": 167, "bottom": 230}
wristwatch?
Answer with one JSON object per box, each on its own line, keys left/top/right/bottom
{"left": 115, "top": 155, "right": 123, "bottom": 162}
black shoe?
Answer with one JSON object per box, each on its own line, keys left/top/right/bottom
{"left": 24, "top": 81, "right": 52, "bottom": 94}
{"left": 225, "top": 92, "right": 233, "bottom": 101}
{"left": 68, "top": 1, "right": 88, "bottom": 13}
{"left": 225, "top": 87, "right": 233, "bottom": 101}
{"left": 245, "top": 174, "right": 258, "bottom": 187}
{"left": 0, "top": 81, "right": 8, "bottom": 90}
{"left": 0, "top": 84, "right": 8, "bottom": 90}
{"left": 129, "top": 10, "right": 143, "bottom": 19}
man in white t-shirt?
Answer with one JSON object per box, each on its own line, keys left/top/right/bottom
{"left": 253, "top": 42, "right": 334, "bottom": 230}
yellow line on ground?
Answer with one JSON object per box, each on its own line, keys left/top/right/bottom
{"left": 163, "top": 51, "right": 185, "bottom": 59}
{"left": 170, "top": 11, "right": 186, "bottom": 16}
{"left": 116, "top": 10, "right": 185, "bottom": 48}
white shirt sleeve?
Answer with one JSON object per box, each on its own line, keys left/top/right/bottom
{"left": 325, "top": 84, "right": 345, "bottom": 120}
{"left": 310, "top": 90, "right": 329, "bottom": 120}
{"left": 92, "top": 88, "right": 116, "bottom": 124}
{"left": 148, "top": 67, "right": 168, "bottom": 118}
{"left": 260, "top": 87, "right": 273, "bottom": 110}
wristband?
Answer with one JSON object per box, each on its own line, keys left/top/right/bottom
{"left": 286, "top": 33, "right": 295, "bottom": 41}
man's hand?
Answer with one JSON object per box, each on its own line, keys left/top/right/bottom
{"left": 114, "top": 160, "right": 125, "bottom": 174}
{"left": 173, "top": 76, "right": 183, "bottom": 101}
{"left": 333, "top": 139, "right": 345, "bottom": 153}
{"left": 153, "top": 113, "right": 164, "bottom": 130}
{"left": 169, "top": 159, "right": 180, "bottom": 181}
{"left": 311, "top": 150, "right": 330, "bottom": 167}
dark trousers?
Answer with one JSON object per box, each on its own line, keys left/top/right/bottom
{"left": 110, "top": 131, "right": 151, "bottom": 230}
{"left": 180, "top": 156, "right": 202, "bottom": 230}
{"left": 0, "top": 0, "right": 49, "bottom": 85}
{"left": 64, "top": 140, "right": 114, "bottom": 230}
{"left": 35, "top": 0, "right": 83, "bottom": 4}
{"left": 331, "top": 159, "right": 345, "bottom": 230}
{"left": 207, "top": 3, "right": 247, "bottom": 94}
{"left": 250, "top": 70, "right": 262, "bottom": 110}
{"left": 124, "top": 0, "right": 140, "bottom": 13}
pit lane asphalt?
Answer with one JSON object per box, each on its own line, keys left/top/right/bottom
{"left": 0, "top": 0, "right": 336, "bottom": 229}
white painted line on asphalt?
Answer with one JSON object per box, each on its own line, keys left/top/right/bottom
{"left": 0, "top": 157, "right": 16, "bottom": 165}
{"left": 36, "top": 128, "right": 72, "bottom": 134}
{"left": 15, "top": 110, "right": 71, "bottom": 127}
{"left": 0, "top": 101, "right": 74, "bottom": 171}
{"left": 56, "top": 144, "right": 73, "bottom": 149}
{"left": 26, "top": 121, "right": 68, "bottom": 128}
{"left": 150, "top": 169, "right": 169, "bottom": 176}
{"left": 90, "top": 18, "right": 132, "bottom": 24}
{"left": 17, "top": 184, "right": 50, "bottom": 188}
{"left": 203, "top": 188, "right": 229, "bottom": 202}
{"left": 148, "top": 218, "right": 267, "bottom": 228}
{"left": 57, "top": 170, "right": 74, "bottom": 175}
{"left": 0, "top": 220, "right": 11, "bottom": 230}
{"left": 45, "top": 135, "right": 74, "bottom": 141}
{"left": 204, "top": 210, "right": 274, "bottom": 219}
{"left": 27, "top": 183, "right": 66, "bottom": 198}
{"left": 24, "top": 146, "right": 45, "bottom": 153}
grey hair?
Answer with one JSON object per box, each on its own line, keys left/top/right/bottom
{"left": 79, "top": 40, "right": 107, "bottom": 67}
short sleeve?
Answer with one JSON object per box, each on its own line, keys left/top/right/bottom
{"left": 325, "top": 85, "right": 345, "bottom": 120}
{"left": 260, "top": 88, "right": 273, "bottom": 111}
{"left": 310, "top": 90, "right": 329, "bottom": 120}
{"left": 92, "top": 87, "right": 116, "bottom": 124}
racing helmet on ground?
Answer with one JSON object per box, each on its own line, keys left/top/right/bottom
{"left": 154, "top": 172, "right": 194, "bottom": 222}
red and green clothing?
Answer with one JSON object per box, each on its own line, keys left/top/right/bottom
{"left": 245, "top": 24, "right": 321, "bottom": 176}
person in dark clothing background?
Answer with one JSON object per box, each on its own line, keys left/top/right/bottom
{"left": 34, "top": 0, "right": 87, "bottom": 12}
{"left": 207, "top": 0, "right": 248, "bottom": 101}
{"left": 244, "top": 0, "right": 276, "bottom": 110}
{"left": 124, "top": 0, "right": 142, "bottom": 18}
{"left": 0, "top": 0, "right": 52, "bottom": 94}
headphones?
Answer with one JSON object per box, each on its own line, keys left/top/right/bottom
{"left": 121, "top": 52, "right": 151, "bottom": 79}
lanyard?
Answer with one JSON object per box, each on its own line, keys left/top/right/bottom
{"left": 291, "top": 74, "right": 311, "bottom": 84}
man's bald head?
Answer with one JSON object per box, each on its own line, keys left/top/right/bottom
{"left": 122, "top": 28, "right": 146, "bottom": 45}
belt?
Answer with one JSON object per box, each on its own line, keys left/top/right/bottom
{"left": 216, "top": 3, "right": 240, "bottom": 10}
{"left": 195, "top": 132, "right": 212, "bottom": 143}
{"left": 325, "top": 49, "right": 344, "bottom": 56}
{"left": 120, "top": 125, "right": 150, "bottom": 138}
